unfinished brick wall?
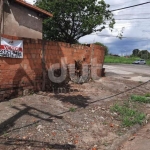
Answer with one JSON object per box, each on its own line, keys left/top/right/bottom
{"left": 0, "top": 35, "right": 105, "bottom": 101}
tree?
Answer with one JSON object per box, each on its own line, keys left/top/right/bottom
{"left": 132, "top": 49, "right": 140, "bottom": 57}
{"left": 138, "top": 50, "right": 150, "bottom": 59}
{"left": 37, "top": 0, "right": 115, "bottom": 44}
{"left": 132, "top": 49, "right": 150, "bottom": 59}
{"left": 148, "top": 52, "right": 150, "bottom": 59}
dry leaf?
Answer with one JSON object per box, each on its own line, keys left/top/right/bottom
{"left": 74, "top": 140, "right": 78, "bottom": 144}
{"left": 110, "top": 124, "right": 114, "bottom": 127}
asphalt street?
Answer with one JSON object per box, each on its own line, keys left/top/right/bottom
{"left": 104, "top": 64, "right": 150, "bottom": 82}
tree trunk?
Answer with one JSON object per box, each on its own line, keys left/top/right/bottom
{"left": 0, "top": 0, "right": 3, "bottom": 41}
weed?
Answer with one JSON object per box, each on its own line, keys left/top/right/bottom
{"left": 131, "top": 95, "right": 150, "bottom": 103}
{"left": 2, "top": 131, "right": 9, "bottom": 137}
{"left": 69, "top": 107, "right": 76, "bottom": 112}
{"left": 145, "top": 93, "right": 150, "bottom": 97}
{"left": 103, "top": 142, "right": 109, "bottom": 146}
{"left": 103, "top": 121, "right": 107, "bottom": 125}
{"left": 111, "top": 103, "right": 145, "bottom": 127}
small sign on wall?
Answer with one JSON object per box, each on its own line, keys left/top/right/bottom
{"left": 0, "top": 38, "right": 23, "bottom": 58}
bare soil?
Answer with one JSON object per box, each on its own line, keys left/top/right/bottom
{"left": 0, "top": 76, "right": 150, "bottom": 150}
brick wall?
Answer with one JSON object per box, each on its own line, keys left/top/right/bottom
{"left": 0, "top": 35, "right": 105, "bottom": 101}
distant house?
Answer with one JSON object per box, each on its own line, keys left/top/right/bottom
{"left": 1, "top": 0, "right": 53, "bottom": 39}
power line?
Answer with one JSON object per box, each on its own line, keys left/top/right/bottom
{"left": 90, "top": 80, "right": 150, "bottom": 104}
{"left": 115, "top": 17, "right": 150, "bottom": 20}
{"left": 111, "top": 1, "right": 150, "bottom": 12}
{"left": 114, "top": 12, "right": 150, "bottom": 16}
{"left": 90, "top": 33, "right": 150, "bottom": 40}
{"left": 109, "top": 0, "right": 134, "bottom": 6}
{"left": 4, "top": 79, "right": 150, "bottom": 133}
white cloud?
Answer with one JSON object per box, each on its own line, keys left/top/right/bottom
{"left": 79, "top": 0, "right": 150, "bottom": 54}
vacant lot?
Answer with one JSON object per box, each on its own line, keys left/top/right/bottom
{"left": 0, "top": 65, "right": 150, "bottom": 150}
{"left": 104, "top": 56, "right": 150, "bottom": 65}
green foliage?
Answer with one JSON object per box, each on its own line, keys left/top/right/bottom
{"left": 141, "top": 54, "right": 148, "bottom": 59}
{"left": 145, "top": 93, "right": 150, "bottom": 97}
{"left": 69, "top": 107, "right": 76, "bottom": 112}
{"left": 104, "top": 55, "right": 139, "bottom": 64}
{"left": 138, "top": 50, "right": 150, "bottom": 59}
{"left": 132, "top": 49, "right": 150, "bottom": 59}
{"left": 131, "top": 95, "right": 150, "bottom": 103}
{"left": 104, "top": 55, "right": 150, "bottom": 65}
{"left": 94, "top": 42, "right": 109, "bottom": 55}
{"left": 36, "top": 0, "right": 115, "bottom": 44}
{"left": 111, "top": 103, "right": 145, "bottom": 127}
{"left": 132, "top": 49, "right": 140, "bottom": 57}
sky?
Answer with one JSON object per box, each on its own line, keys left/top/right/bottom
{"left": 79, "top": 0, "right": 150, "bottom": 55}
{"left": 27, "top": 0, "right": 150, "bottom": 55}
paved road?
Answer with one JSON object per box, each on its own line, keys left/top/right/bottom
{"left": 104, "top": 64, "right": 150, "bottom": 82}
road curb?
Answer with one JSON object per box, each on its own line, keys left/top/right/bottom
{"left": 107, "top": 124, "right": 141, "bottom": 150}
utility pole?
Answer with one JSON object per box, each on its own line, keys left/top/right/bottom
{"left": 0, "top": 0, "right": 3, "bottom": 42}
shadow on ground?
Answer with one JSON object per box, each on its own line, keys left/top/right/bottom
{"left": 0, "top": 103, "right": 76, "bottom": 149}
{"left": 0, "top": 104, "right": 63, "bottom": 136}
{"left": 0, "top": 137, "right": 76, "bottom": 149}
{"left": 54, "top": 94, "right": 90, "bottom": 108}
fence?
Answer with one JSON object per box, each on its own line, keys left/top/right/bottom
{"left": 0, "top": 34, "right": 105, "bottom": 101}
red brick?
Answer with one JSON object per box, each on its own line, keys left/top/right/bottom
{"left": 0, "top": 35, "right": 104, "bottom": 99}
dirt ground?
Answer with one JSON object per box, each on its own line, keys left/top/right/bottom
{"left": 120, "top": 123, "right": 150, "bottom": 150}
{"left": 0, "top": 75, "right": 150, "bottom": 150}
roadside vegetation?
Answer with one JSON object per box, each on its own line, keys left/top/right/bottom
{"left": 111, "top": 93, "right": 150, "bottom": 127}
{"left": 104, "top": 48, "right": 150, "bottom": 65}
{"left": 111, "top": 102, "right": 145, "bottom": 127}
{"left": 104, "top": 55, "right": 150, "bottom": 65}
{"left": 131, "top": 94, "right": 150, "bottom": 103}
{"left": 145, "top": 93, "right": 150, "bottom": 97}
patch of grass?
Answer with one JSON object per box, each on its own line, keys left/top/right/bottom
{"left": 104, "top": 56, "right": 140, "bottom": 64}
{"left": 2, "top": 131, "right": 9, "bottom": 137}
{"left": 111, "top": 103, "right": 145, "bottom": 127}
{"left": 102, "top": 142, "right": 110, "bottom": 146}
{"left": 103, "top": 121, "right": 108, "bottom": 125}
{"left": 131, "top": 95, "right": 150, "bottom": 103}
{"left": 104, "top": 55, "right": 150, "bottom": 65}
{"left": 145, "top": 93, "right": 150, "bottom": 97}
{"left": 69, "top": 107, "right": 76, "bottom": 112}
